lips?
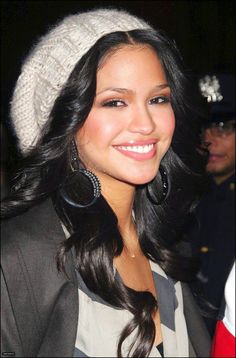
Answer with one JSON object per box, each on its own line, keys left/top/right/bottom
{"left": 113, "top": 139, "right": 157, "bottom": 161}
{"left": 208, "top": 153, "right": 225, "bottom": 162}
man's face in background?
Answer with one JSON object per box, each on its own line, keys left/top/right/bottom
{"left": 202, "top": 120, "right": 235, "bottom": 183}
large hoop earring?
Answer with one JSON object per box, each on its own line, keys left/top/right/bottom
{"left": 59, "top": 140, "right": 101, "bottom": 208}
{"left": 146, "top": 166, "right": 169, "bottom": 205}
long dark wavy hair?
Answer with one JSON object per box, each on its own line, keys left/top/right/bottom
{"left": 1, "top": 29, "right": 207, "bottom": 357}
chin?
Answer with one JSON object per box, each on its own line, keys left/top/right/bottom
{"left": 207, "top": 164, "right": 225, "bottom": 175}
{"left": 125, "top": 172, "right": 158, "bottom": 186}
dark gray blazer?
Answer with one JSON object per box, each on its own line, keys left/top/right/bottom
{"left": 1, "top": 199, "right": 211, "bottom": 357}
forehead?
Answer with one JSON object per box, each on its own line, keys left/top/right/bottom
{"left": 96, "top": 45, "right": 167, "bottom": 89}
{"left": 99, "top": 43, "right": 160, "bottom": 66}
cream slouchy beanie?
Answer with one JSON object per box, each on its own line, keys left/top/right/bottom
{"left": 10, "top": 8, "right": 151, "bottom": 154}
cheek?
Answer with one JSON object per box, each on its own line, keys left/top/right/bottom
{"left": 226, "top": 137, "right": 236, "bottom": 158}
{"left": 158, "top": 109, "right": 175, "bottom": 138}
{"left": 77, "top": 114, "right": 122, "bottom": 146}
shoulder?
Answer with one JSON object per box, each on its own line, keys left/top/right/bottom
{"left": 1, "top": 198, "right": 65, "bottom": 251}
{"left": 1, "top": 198, "right": 68, "bottom": 280}
{"left": 1, "top": 197, "right": 77, "bottom": 297}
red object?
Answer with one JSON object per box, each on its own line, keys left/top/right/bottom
{"left": 211, "top": 320, "right": 236, "bottom": 357}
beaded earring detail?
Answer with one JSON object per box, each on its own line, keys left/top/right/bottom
{"left": 59, "top": 140, "right": 101, "bottom": 208}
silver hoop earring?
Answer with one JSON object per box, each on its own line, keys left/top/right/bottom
{"left": 59, "top": 140, "right": 101, "bottom": 208}
{"left": 146, "top": 166, "right": 169, "bottom": 205}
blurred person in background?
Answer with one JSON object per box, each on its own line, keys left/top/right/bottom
{"left": 187, "top": 74, "right": 235, "bottom": 337}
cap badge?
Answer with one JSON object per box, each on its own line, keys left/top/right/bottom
{"left": 199, "top": 75, "right": 223, "bottom": 103}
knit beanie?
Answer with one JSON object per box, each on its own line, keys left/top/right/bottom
{"left": 10, "top": 8, "right": 151, "bottom": 154}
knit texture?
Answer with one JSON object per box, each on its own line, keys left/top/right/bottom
{"left": 10, "top": 8, "right": 151, "bottom": 153}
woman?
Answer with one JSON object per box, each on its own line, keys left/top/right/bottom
{"left": 1, "top": 8, "right": 210, "bottom": 358}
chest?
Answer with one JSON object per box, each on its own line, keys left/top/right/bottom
{"left": 114, "top": 251, "right": 157, "bottom": 296}
{"left": 73, "top": 261, "right": 189, "bottom": 357}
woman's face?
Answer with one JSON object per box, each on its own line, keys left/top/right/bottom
{"left": 76, "top": 45, "right": 175, "bottom": 186}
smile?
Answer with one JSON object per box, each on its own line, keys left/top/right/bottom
{"left": 116, "top": 144, "right": 154, "bottom": 153}
{"left": 113, "top": 141, "right": 157, "bottom": 161}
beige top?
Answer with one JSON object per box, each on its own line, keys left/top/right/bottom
{"left": 73, "top": 260, "right": 189, "bottom": 357}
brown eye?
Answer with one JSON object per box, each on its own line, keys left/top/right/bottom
{"left": 149, "top": 96, "right": 170, "bottom": 105}
{"left": 102, "top": 100, "right": 125, "bottom": 107}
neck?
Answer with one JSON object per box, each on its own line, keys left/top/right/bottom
{"left": 99, "top": 175, "right": 135, "bottom": 228}
{"left": 97, "top": 173, "right": 140, "bottom": 255}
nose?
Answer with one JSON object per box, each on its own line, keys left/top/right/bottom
{"left": 202, "top": 129, "right": 223, "bottom": 154}
{"left": 128, "top": 105, "right": 155, "bottom": 135}
{"left": 203, "top": 129, "right": 219, "bottom": 145}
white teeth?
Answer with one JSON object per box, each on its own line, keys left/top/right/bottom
{"left": 117, "top": 144, "right": 154, "bottom": 153}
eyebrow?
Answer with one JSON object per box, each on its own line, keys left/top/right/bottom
{"left": 96, "top": 83, "right": 170, "bottom": 96}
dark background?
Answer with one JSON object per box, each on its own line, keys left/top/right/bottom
{"left": 0, "top": 0, "right": 235, "bottom": 165}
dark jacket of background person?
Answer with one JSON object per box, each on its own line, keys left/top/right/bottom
{"left": 189, "top": 173, "right": 235, "bottom": 334}
{"left": 185, "top": 74, "right": 235, "bottom": 337}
